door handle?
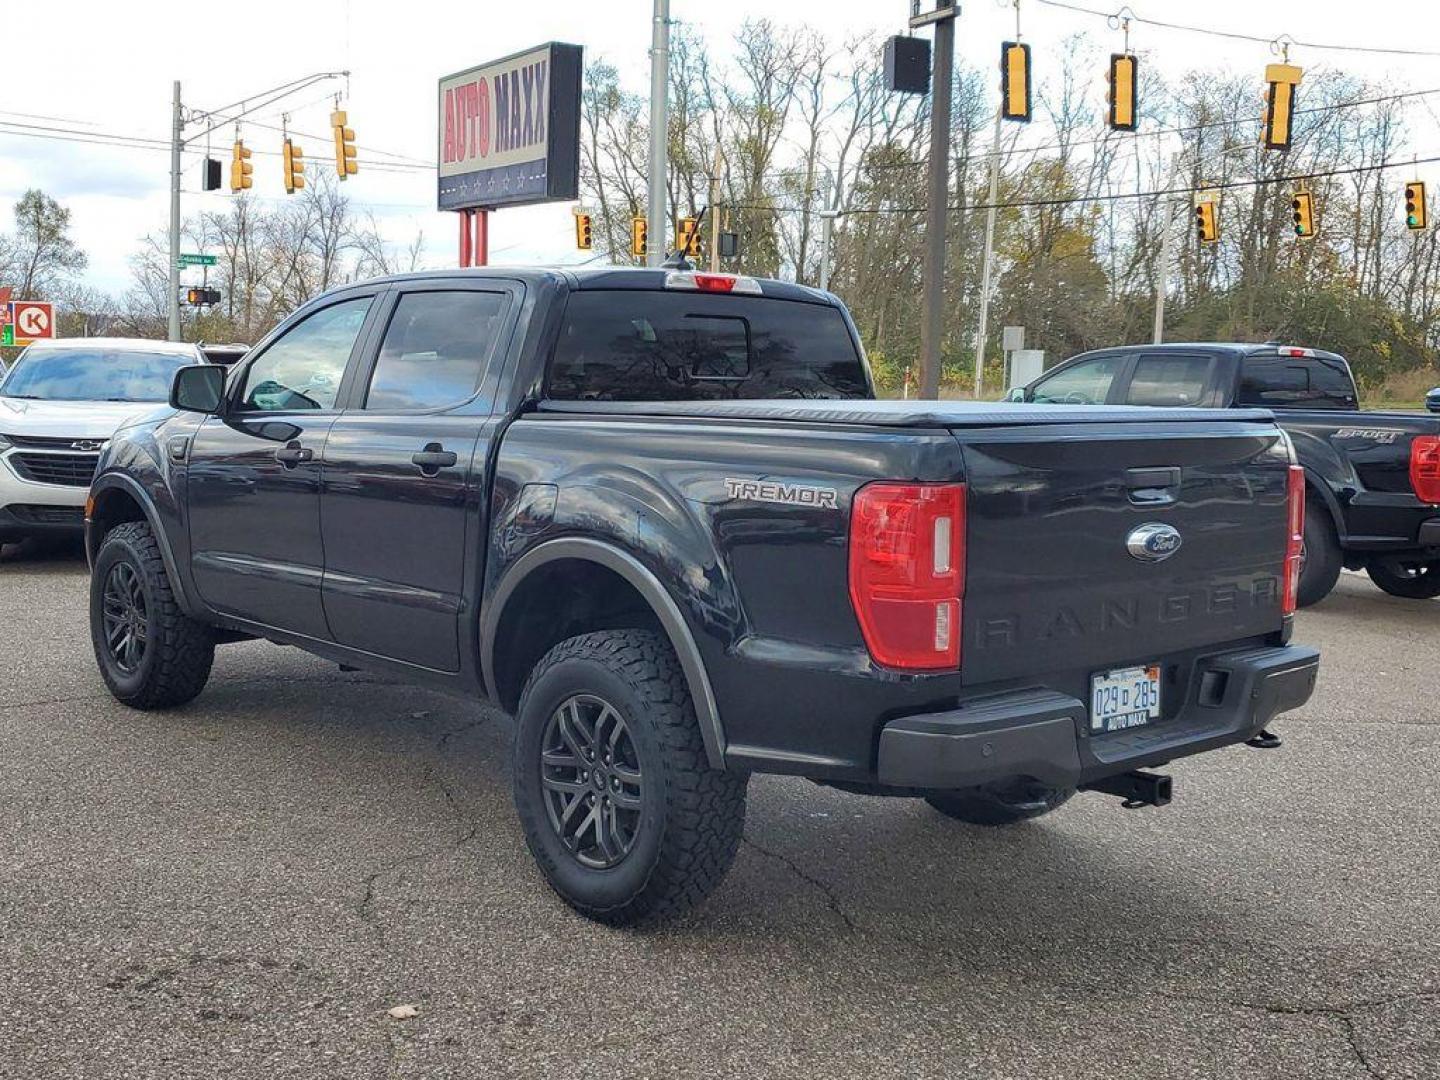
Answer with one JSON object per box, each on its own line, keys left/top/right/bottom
{"left": 1125, "top": 467, "right": 1181, "bottom": 489}
{"left": 412, "top": 443, "right": 458, "bottom": 475}
{"left": 275, "top": 442, "right": 314, "bottom": 468}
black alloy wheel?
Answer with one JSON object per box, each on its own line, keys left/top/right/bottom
{"left": 540, "top": 693, "right": 645, "bottom": 869}
{"left": 101, "top": 561, "right": 149, "bottom": 674}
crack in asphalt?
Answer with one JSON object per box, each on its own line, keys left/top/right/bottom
{"left": 356, "top": 738, "right": 483, "bottom": 926}
{"left": 740, "top": 837, "right": 856, "bottom": 933}
{"left": 1337, "top": 1014, "right": 1383, "bottom": 1080}
{"left": 1050, "top": 982, "right": 1440, "bottom": 1079}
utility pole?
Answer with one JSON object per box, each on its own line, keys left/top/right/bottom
{"left": 647, "top": 0, "right": 671, "bottom": 268}
{"left": 709, "top": 146, "right": 723, "bottom": 273}
{"left": 1153, "top": 197, "right": 1178, "bottom": 344}
{"left": 168, "top": 80, "right": 183, "bottom": 342}
{"left": 973, "top": 104, "right": 1002, "bottom": 400}
{"left": 918, "top": 1, "right": 957, "bottom": 399}
{"left": 818, "top": 169, "right": 835, "bottom": 292}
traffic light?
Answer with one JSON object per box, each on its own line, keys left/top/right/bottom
{"left": 1291, "top": 190, "right": 1315, "bottom": 239}
{"left": 1195, "top": 198, "right": 1219, "bottom": 244}
{"left": 331, "top": 110, "right": 358, "bottom": 179}
{"left": 575, "top": 212, "right": 593, "bottom": 250}
{"left": 1001, "top": 42, "right": 1031, "bottom": 122}
{"left": 677, "top": 217, "right": 702, "bottom": 258}
{"left": 631, "top": 216, "right": 648, "bottom": 259}
{"left": 229, "top": 140, "right": 253, "bottom": 193}
{"left": 1107, "top": 53, "right": 1138, "bottom": 131}
{"left": 185, "top": 287, "right": 221, "bottom": 307}
{"left": 202, "top": 158, "right": 223, "bottom": 192}
{"left": 1262, "top": 63, "right": 1303, "bottom": 151}
{"left": 282, "top": 138, "right": 306, "bottom": 195}
{"left": 1405, "top": 181, "right": 1428, "bottom": 231}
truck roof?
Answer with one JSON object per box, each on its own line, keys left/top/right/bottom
{"left": 1074, "top": 341, "right": 1348, "bottom": 362}
{"left": 325, "top": 266, "right": 838, "bottom": 306}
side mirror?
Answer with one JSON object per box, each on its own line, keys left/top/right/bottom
{"left": 1005, "top": 386, "right": 1028, "bottom": 403}
{"left": 170, "top": 364, "right": 226, "bottom": 415}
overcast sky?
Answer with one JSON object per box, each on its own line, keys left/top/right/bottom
{"left": 2, "top": 0, "right": 1435, "bottom": 298}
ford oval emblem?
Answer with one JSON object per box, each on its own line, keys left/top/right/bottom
{"left": 1127, "top": 522, "right": 1183, "bottom": 562}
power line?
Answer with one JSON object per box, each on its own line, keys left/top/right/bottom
{"left": 1034, "top": 0, "right": 1440, "bottom": 59}
{"left": 734, "top": 152, "right": 1440, "bottom": 216}
{"left": 0, "top": 116, "right": 434, "bottom": 174}
{"left": 863, "top": 86, "right": 1440, "bottom": 172}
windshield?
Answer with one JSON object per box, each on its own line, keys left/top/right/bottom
{"left": 1, "top": 348, "right": 192, "bottom": 402}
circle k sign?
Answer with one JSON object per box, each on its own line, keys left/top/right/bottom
{"left": 10, "top": 301, "right": 55, "bottom": 343}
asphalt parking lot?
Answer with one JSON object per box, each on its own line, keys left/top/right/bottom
{"left": 1, "top": 541, "right": 1436, "bottom": 1080}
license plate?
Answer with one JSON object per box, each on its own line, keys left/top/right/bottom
{"left": 1089, "top": 665, "right": 1161, "bottom": 733}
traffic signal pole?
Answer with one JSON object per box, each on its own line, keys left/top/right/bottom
{"left": 168, "top": 80, "right": 183, "bottom": 342}
{"left": 919, "top": 7, "right": 954, "bottom": 399}
{"left": 1153, "top": 196, "right": 1178, "bottom": 344}
{"left": 972, "top": 103, "right": 1002, "bottom": 400}
{"left": 647, "top": 0, "right": 671, "bottom": 268}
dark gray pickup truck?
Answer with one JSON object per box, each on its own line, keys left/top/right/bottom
{"left": 84, "top": 268, "right": 1319, "bottom": 924}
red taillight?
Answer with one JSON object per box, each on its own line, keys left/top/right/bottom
{"left": 1411, "top": 435, "right": 1440, "bottom": 505}
{"left": 1282, "top": 465, "right": 1305, "bottom": 615}
{"left": 848, "top": 482, "right": 965, "bottom": 671}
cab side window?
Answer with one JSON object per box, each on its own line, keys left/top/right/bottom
{"left": 364, "top": 291, "right": 507, "bottom": 411}
{"left": 238, "top": 297, "right": 373, "bottom": 412}
{"left": 1125, "top": 354, "right": 1214, "bottom": 407}
{"left": 1031, "top": 355, "right": 1120, "bottom": 405}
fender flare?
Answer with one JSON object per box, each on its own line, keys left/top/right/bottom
{"left": 1302, "top": 470, "right": 1347, "bottom": 545}
{"left": 88, "top": 473, "right": 201, "bottom": 619}
{"left": 480, "top": 537, "right": 727, "bottom": 770}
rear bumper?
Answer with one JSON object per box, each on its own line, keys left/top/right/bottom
{"left": 877, "top": 643, "right": 1319, "bottom": 791}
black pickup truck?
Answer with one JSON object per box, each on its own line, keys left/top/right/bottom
{"left": 85, "top": 269, "right": 1318, "bottom": 924}
{"left": 1012, "top": 343, "right": 1440, "bottom": 606}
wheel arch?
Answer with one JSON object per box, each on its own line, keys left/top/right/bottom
{"left": 87, "top": 475, "right": 199, "bottom": 618}
{"left": 1302, "top": 471, "right": 1346, "bottom": 545}
{"left": 481, "top": 538, "right": 726, "bottom": 770}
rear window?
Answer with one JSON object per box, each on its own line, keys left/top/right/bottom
{"left": 1239, "top": 353, "right": 1357, "bottom": 409}
{"left": 547, "top": 290, "right": 870, "bottom": 401}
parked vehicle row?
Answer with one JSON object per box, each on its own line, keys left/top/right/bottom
{"left": 79, "top": 267, "right": 1318, "bottom": 924}
{"left": 1011, "top": 343, "right": 1440, "bottom": 604}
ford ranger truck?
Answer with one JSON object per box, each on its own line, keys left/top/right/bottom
{"left": 1012, "top": 342, "right": 1440, "bottom": 605}
{"left": 84, "top": 269, "right": 1319, "bottom": 925}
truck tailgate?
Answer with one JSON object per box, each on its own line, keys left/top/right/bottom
{"left": 957, "top": 420, "right": 1291, "bottom": 685}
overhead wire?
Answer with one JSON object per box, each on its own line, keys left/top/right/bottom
{"left": 861, "top": 86, "right": 1440, "bottom": 172}
{"left": 730, "top": 152, "right": 1440, "bottom": 216}
{"left": 1033, "top": 0, "right": 1440, "bottom": 58}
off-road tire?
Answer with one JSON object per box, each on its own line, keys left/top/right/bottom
{"left": 925, "top": 780, "right": 1076, "bottom": 826}
{"left": 1297, "top": 502, "right": 1343, "bottom": 608}
{"left": 90, "top": 521, "right": 215, "bottom": 708}
{"left": 1367, "top": 557, "right": 1440, "bottom": 600}
{"left": 512, "top": 629, "right": 747, "bottom": 925}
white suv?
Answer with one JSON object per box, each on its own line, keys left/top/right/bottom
{"left": 0, "top": 337, "right": 206, "bottom": 547}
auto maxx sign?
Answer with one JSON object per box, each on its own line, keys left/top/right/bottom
{"left": 437, "top": 42, "right": 582, "bottom": 212}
